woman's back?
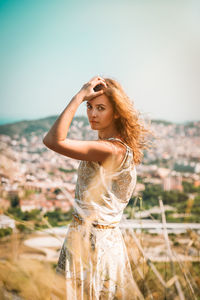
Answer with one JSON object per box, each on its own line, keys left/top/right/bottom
{"left": 73, "top": 137, "right": 137, "bottom": 227}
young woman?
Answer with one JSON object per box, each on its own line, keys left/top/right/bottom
{"left": 43, "top": 75, "right": 150, "bottom": 299}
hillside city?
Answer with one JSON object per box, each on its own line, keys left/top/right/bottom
{"left": 0, "top": 117, "right": 200, "bottom": 226}
{"left": 0, "top": 116, "right": 200, "bottom": 299}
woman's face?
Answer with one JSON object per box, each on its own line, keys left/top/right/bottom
{"left": 86, "top": 94, "right": 118, "bottom": 131}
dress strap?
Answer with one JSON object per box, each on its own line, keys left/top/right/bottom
{"left": 106, "top": 137, "right": 130, "bottom": 150}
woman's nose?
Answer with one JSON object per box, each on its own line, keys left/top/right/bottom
{"left": 91, "top": 109, "right": 97, "bottom": 117}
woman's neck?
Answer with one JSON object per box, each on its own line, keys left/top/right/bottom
{"left": 98, "top": 134, "right": 122, "bottom": 140}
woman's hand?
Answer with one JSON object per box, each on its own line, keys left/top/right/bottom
{"left": 78, "top": 76, "right": 107, "bottom": 102}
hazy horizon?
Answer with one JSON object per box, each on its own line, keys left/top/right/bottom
{"left": 1, "top": 0, "right": 200, "bottom": 124}
{"left": 0, "top": 114, "right": 199, "bottom": 127}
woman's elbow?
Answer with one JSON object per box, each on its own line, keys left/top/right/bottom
{"left": 43, "top": 136, "right": 53, "bottom": 149}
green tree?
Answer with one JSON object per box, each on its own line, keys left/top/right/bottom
{"left": 22, "top": 209, "right": 41, "bottom": 221}
{"left": 10, "top": 194, "right": 20, "bottom": 207}
{"left": 7, "top": 207, "right": 24, "bottom": 219}
{"left": 16, "top": 223, "right": 31, "bottom": 233}
{"left": 54, "top": 188, "right": 61, "bottom": 195}
{"left": 141, "top": 184, "right": 163, "bottom": 208}
{"left": 0, "top": 227, "right": 13, "bottom": 238}
{"left": 191, "top": 195, "right": 200, "bottom": 214}
{"left": 182, "top": 181, "right": 196, "bottom": 193}
{"left": 44, "top": 208, "right": 73, "bottom": 226}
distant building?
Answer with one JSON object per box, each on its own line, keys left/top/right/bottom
{"left": 21, "top": 181, "right": 75, "bottom": 194}
{"left": 163, "top": 172, "right": 183, "bottom": 191}
{"left": 0, "top": 214, "right": 15, "bottom": 229}
{"left": 195, "top": 163, "right": 200, "bottom": 174}
{"left": 156, "top": 167, "right": 171, "bottom": 178}
{"left": 20, "top": 199, "right": 39, "bottom": 212}
{"left": 133, "top": 183, "right": 145, "bottom": 196}
{"left": 194, "top": 180, "right": 200, "bottom": 187}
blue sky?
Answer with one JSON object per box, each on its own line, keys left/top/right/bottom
{"left": 0, "top": 0, "right": 200, "bottom": 124}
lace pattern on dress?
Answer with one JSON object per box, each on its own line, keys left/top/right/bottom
{"left": 56, "top": 137, "right": 142, "bottom": 299}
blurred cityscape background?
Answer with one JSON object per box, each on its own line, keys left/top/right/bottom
{"left": 0, "top": 116, "right": 200, "bottom": 299}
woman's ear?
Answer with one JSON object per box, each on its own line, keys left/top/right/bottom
{"left": 114, "top": 113, "right": 120, "bottom": 119}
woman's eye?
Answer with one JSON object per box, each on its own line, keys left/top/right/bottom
{"left": 86, "top": 105, "right": 104, "bottom": 111}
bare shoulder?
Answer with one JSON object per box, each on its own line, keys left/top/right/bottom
{"left": 100, "top": 139, "right": 127, "bottom": 168}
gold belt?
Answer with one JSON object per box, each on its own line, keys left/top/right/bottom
{"left": 72, "top": 214, "right": 117, "bottom": 229}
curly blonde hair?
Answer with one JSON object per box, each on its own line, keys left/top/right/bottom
{"left": 103, "top": 77, "right": 152, "bottom": 165}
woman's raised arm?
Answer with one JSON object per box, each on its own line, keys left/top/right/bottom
{"left": 42, "top": 76, "right": 117, "bottom": 162}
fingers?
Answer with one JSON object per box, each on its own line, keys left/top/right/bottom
{"left": 89, "top": 75, "right": 107, "bottom": 88}
{"left": 97, "top": 80, "right": 107, "bottom": 89}
{"left": 94, "top": 77, "right": 107, "bottom": 89}
{"left": 92, "top": 89, "right": 104, "bottom": 98}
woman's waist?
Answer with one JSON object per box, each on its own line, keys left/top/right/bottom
{"left": 72, "top": 212, "right": 120, "bottom": 229}
{"left": 74, "top": 198, "right": 126, "bottom": 215}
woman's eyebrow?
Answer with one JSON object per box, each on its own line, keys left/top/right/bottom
{"left": 87, "top": 102, "right": 106, "bottom": 107}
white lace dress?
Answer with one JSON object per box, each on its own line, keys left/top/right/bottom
{"left": 56, "top": 138, "right": 143, "bottom": 300}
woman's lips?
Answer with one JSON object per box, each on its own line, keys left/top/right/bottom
{"left": 90, "top": 121, "right": 99, "bottom": 123}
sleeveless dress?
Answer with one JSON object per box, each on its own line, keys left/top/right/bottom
{"left": 56, "top": 138, "right": 143, "bottom": 300}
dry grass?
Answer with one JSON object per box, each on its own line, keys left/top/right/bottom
{"left": 0, "top": 257, "right": 65, "bottom": 300}
{"left": 0, "top": 196, "right": 200, "bottom": 299}
{"left": 124, "top": 230, "right": 200, "bottom": 299}
{"left": 0, "top": 227, "right": 200, "bottom": 299}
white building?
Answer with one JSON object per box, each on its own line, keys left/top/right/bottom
{"left": 0, "top": 214, "right": 15, "bottom": 229}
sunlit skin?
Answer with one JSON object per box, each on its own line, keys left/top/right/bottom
{"left": 43, "top": 75, "right": 126, "bottom": 167}
{"left": 86, "top": 94, "right": 120, "bottom": 140}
